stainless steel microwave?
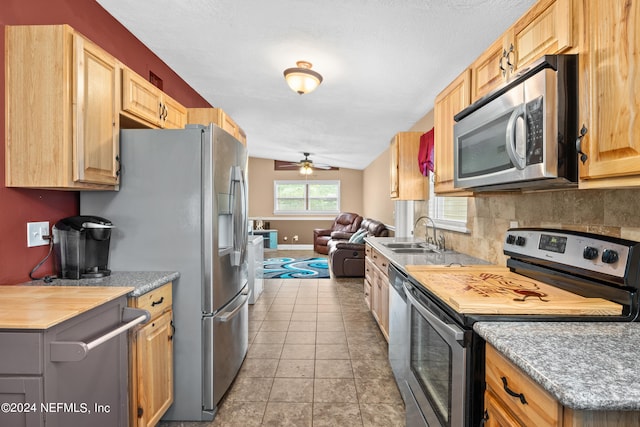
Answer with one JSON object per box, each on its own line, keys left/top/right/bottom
{"left": 453, "top": 55, "right": 578, "bottom": 191}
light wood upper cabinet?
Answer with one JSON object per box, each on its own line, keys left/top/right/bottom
{"left": 434, "top": 70, "right": 473, "bottom": 196}
{"left": 121, "top": 67, "right": 187, "bottom": 130}
{"left": 578, "top": 0, "right": 640, "bottom": 188}
{"left": 389, "top": 132, "right": 427, "bottom": 200}
{"left": 470, "top": 0, "right": 573, "bottom": 102}
{"left": 187, "top": 107, "right": 247, "bottom": 145}
{"left": 5, "top": 25, "right": 119, "bottom": 190}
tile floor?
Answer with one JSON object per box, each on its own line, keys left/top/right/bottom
{"left": 161, "top": 272, "right": 405, "bottom": 427}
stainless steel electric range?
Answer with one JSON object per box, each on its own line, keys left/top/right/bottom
{"left": 399, "top": 228, "right": 640, "bottom": 427}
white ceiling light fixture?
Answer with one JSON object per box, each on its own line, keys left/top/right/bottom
{"left": 283, "top": 61, "right": 323, "bottom": 95}
{"left": 299, "top": 164, "right": 313, "bottom": 175}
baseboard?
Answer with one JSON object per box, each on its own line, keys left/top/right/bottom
{"left": 276, "top": 244, "right": 314, "bottom": 250}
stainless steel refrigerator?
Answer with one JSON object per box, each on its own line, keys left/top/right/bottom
{"left": 81, "top": 124, "right": 249, "bottom": 421}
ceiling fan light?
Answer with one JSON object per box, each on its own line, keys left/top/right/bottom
{"left": 299, "top": 165, "right": 313, "bottom": 175}
{"left": 284, "top": 61, "right": 323, "bottom": 95}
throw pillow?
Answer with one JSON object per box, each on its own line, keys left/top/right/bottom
{"left": 348, "top": 228, "right": 368, "bottom": 244}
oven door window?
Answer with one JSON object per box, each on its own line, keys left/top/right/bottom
{"left": 410, "top": 306, "right": 452, "bottom": 426}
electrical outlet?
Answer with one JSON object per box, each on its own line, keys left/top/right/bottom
{"left": 293, "top": 235, "right": 299, "bottom": 242}
{"left": 27, "top": 221, "right": 50, "bottom": 247}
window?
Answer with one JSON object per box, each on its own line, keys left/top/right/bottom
{"left": 274, "top": 180, "right": 340, "bottom": 214}
{"left": 428, "top": 178, "right": 469, "bottom": 232}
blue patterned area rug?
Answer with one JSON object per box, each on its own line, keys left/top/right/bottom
{"left": 263, "top": 257, "right": 330, "bottom": 279}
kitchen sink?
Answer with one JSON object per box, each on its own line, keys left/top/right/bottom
{"left": 383, "top": 242, "right": 429, "bottom": 249}
{"left": 391, "top": 247, "right": 439, "bottom": 254}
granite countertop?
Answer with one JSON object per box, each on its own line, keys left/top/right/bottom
{"left": 23, "top": 271, "right": 179, "bottom": 297}
{"left": 474, "top": 322, "right": 640, "bottom": 411}
{"left": 365, "top": 236, "right": 490, "bottom": 270}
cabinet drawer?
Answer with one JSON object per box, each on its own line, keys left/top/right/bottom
{"left": 485, "top": 344, "right": 561, "bottom": 427}
{"left": 363, "top": 281, "right": 372, "bottom": 309}
{"left": 365, "top": 258, "right": 374, "bottom": 283}
{"left": 370, "top": 248, "right": 389, "bottom": 277}
{"left": 0, "top": 332, "right": 42, "bottom": 374}
{"left": 130, "top": 283, "right": 172, "bottom": 319}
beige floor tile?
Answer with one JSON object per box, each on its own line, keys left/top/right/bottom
{"left": 315, "top": 343, "right": 350, "bottom": 360}
{"left": 275, "top": 359, "right": 315, "bottom": 378}
{"left": 292, "top": 304, "right": 318, "bottom": 313}
{"left": 237, "top": 358, "right": 279, "bottom": 378}
{"left": 253, "top": 330, "right": 287, "bottom": 344}
{"left": 285, "top": 331, "right": 316, "bottom": 345}
{"left": 312, "top": 402, "right": 363, "bottom": 427}
{"left": 317, "top": 312, "right": 343, "bottom": 322}
{"left": 261, "top": 402, "right": 312, "bottom": 427}
{"left": 354, "top": 378, "right": 403, "bottom": 404}
{"left": 269, "top": 378, "right": 314, "bottom": 402}
{"left": 210, "top": 401, "right": 266, "bottom": 427}
{"left": 288, "top": 321, "right": 316, "bottom": 332}
{"left": 281, "top": 344, "right": 316, "bottom": 360}
{"left": 264, "top": 311, "right": 293, "bottom": 321}
{"left": 294, "top": 297, "right": 318, "bottom": 305}
{"left": 314, "top": 359, "right": 353, "bottom": 378}
{"left": 246, "top": 343, "right": 283, "bottom": 359}
{"left": 269, "top": 304, "right": 295, "bottom": 312}
{"left": 314, "top": 378, "right": 358, "bottom": 403}
{"left": 259, "top": 320, "right": 290, "bottom": 331}
{"left": 359, "top": 403, "right": 405, "bottom": 427}
{"left": 317, "top": 304, "right": 341, "bottom": 313}
{"left": 351, "top": 359, "right": 395, "bottom": 379}
{"left": 290, "top": 312, "right": 317, "bottom": 322}
{"left": 224, "top": 377, "right": 273, "bottom": 402}
{"left": 316, "top": 321, "right": 345, "bottom": 332}
{"left": 316, "top": 330, "right": 347, "bottom": 344}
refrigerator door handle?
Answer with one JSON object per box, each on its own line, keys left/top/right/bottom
{"left": 216, "top": 289, "right": 249, "bottom": 322}
{"left": 229, "top": 166, "right": 246, "bottom": 266}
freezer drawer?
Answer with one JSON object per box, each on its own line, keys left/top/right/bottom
{"left": 202, "top": 285, "right": 249, "bottom": 415}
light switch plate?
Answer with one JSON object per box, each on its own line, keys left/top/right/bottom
{"left": 27, "top": 221, "right": 50, "bottom": 247}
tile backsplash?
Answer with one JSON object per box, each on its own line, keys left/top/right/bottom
{"left": 417, "top": 188, "right": 640, "bottom": 265}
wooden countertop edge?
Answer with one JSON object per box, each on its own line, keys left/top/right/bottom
{"left": 0, "top": 286, "right": 135, "bottom": 329}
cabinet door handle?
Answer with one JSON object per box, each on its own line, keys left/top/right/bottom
{"left": 479, "top": 409, "right": 489, "bottom": 426}
{"left": 499, "top": 49, "right": 507, "bottom": 77}
{"left": 115, "top": 155, "right": 121, "bottom": 177}
{"left": 151, "top": 296, "right": 165, "bottom": 307}
{"left": 505, "top": 43, "right": 515, "bottom": 72}
{"left": 576, "top": 124, "right": 589, "bottom": 165}
{"left": 501, "top": 376, "right": 527, "bottom": 405}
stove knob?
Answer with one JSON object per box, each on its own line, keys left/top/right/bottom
{"left": 602, "top": 249, "right": 619, "bottom": 264}
{"left": 515, "top": 236, "right": 526, "bottom": 246}
{"left": 583, "top": 246, "right": 599, "bottom": 260}
{"left": 506, "top": 234, "right": 516, "bottom": 244}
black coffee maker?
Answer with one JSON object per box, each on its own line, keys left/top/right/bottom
{"left": 53, "top": 216, "right": 114, "bottom": 279}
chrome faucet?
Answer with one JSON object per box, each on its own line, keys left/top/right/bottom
{"left": 413, "top": 216, "right": 444, "bottom": 250}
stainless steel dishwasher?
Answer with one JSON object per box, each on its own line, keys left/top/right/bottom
{"left": 388, "top": 264, "right": 410, "bottom": 403}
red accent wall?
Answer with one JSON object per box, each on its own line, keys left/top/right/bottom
{"left": 0, "top": 0, "right": 211, "bottom": 284}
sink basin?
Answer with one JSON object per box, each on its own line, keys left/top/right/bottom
{"left": 383, "top": 242, "right": 429, "bottom": 249}
{"left": 391, "top": 248, "right": 438, "bottom": 254}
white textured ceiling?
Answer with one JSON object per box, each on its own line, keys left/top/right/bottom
{"left": 97, "top": 0, "right": 536, "bottom": 170}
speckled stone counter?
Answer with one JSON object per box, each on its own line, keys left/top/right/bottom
{"left": 365, "top": 236, "right": 490, "bottom": 270}
{"left": 23, "top": 271, "right": 179, "bottom": 297}
{"left": 474, "top": 322, "right": 640, "bottom": 411}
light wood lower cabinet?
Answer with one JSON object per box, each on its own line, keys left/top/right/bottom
{"left": 129, "top": 283, "right": 174, "bottom": 427}
{"left": 484, "top": 344, "right": 640, "bottom": 427}
{"left": 365, "top": 244, "right": 389, "bottom": 341}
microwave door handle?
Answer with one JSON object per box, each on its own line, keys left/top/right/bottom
{"left": 505, "top": 104, "right": 527, "bottom": 170}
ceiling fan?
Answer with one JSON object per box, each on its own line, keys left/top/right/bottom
{"left": 278, "top": 152, "right": 333, "bottom": 174}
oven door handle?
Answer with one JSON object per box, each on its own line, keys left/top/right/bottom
{"left": 404, "top": 281, "right": 464, "bottom": 342}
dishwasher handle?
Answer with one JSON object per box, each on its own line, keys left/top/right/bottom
{"left": 50, "top": 307, "right": 150, "bottom": 362}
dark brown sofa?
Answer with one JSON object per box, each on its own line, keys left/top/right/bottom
{"left": 313, "top": 212, "right": 363, "bottom": 255}
{"left": 328, "top": 218, "right": 389, "bottom": 277}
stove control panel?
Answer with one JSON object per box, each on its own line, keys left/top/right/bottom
{"left": 504, "top": 228, "right": 633, "bottom": 278}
